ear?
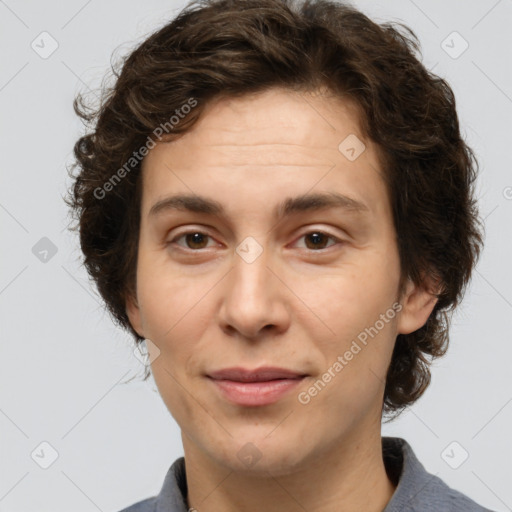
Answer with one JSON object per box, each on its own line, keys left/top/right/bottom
{"left": 397, "top": 276, "right": 440, "bottom": 335}
{"left": 125, "top": 293, "right": 145, "bottom": 338}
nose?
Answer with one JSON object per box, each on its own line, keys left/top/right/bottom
{"left": 217, "top": 243, "right": 291, "bottom": 341}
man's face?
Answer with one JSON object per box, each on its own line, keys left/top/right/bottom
{"left": 127, "top": 87, "right": 427, "bottom": 475}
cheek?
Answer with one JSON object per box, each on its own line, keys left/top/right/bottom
{"left": 135, "top": 263, "right": 211, "bottom": 397}
{"left": 295, "top": 254, "right": 399, "bottom": 397}
{"left": 299, "top": 259, "right": 399, "bottom": 338}
{"left": 302, "top": 314, "right": 398, "bottom": 425}
{"left": 136, "top": 254, "right": 213, "bottom": 340}
{"left": 150, "top": 358, "right": 199, "bottom": 429}
{"left": 139, "top": 274, "right": 209, "bottom": 424}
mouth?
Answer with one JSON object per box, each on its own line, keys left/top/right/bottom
{"left": 206, "top": 366, "right": 308, "bottom": 406}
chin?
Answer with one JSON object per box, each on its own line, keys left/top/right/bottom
{"left": 212, "top": 436, "right": 312, "bottom": 477}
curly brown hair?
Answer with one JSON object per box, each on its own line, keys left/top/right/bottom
{"left": 66, "top": 0, "right": 484, "bottom": 419}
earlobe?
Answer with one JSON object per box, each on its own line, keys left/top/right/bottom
{"left": 125, "top": 294, "right": 145, "bottom": 338}
{"left": 397, "top": 277, "right": 440, "bottom": 335}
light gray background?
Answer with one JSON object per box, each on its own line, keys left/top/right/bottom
{"left": 1, "top": 0, "right": 511, "bottom": 511}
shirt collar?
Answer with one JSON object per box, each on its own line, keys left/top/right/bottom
{"left": 381, "top": 436, "right": 441, "bottom": 511}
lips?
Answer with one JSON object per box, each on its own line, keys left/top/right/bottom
{"left": 207, "top": 366, "right": 307, "bottom": 406}
{"left": 207, "top": 366, "right": 306, "bottom": 382}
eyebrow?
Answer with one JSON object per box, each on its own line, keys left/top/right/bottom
{"left": 148, "top": 191, "right": 370, "bottom": 220}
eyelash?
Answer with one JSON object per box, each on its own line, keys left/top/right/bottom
{"left": 167, "top": 229, "right": 343, "bottom": 252}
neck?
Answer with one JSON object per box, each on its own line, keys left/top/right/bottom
{"left": 183, "top": 428, "right": 396, "bottom": 512}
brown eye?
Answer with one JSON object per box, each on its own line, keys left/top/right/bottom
{"left": 171, "top": 231, "right": 214, "bottom": 250}
{"left": 295, "top": 231, "right": 340, "bottom": 251}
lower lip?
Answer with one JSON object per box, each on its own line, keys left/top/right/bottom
{"left": 208, "top": 377, "right": 305, "bottom": 406}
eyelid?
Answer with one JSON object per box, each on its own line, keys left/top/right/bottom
{"left": 293, "top": 226, "right": 343, "bottom": 240}
{"left": 167, "top": 225, "right": 345, "bottom": 251}
{"left": 167, "top": 227, "right": 220, "bottom": 249}
{"left": 289, "top": 228, "right": 343, "bottom": 250}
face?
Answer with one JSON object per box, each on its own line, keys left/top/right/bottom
{"left": 127, "top": 87, "right": 436, "bottom": 475}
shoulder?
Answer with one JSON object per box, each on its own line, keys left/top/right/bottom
{"left": 408, "top": 473, "right": 496, "bottom": 511}
{"left": 114, "top": 456, "right": 188, "bottom": 512}
{"left": 115, "top": 496, "right": 157, "bottom": 512}
{"left": 382, "top": 437, "right": 495, "bottom": 512}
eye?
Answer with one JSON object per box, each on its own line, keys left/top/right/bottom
{"left": 293, "top": 230, "right": 341, "bottom": 251}
{"left": 168, "top": 229, "right": 342, "bottom": 252}
{"left": 169, "top": 231, "right": 217, "bottom": 250}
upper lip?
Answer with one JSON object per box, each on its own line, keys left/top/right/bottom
{"left": 207, "top": 366, "right": 307, "bottom": 382}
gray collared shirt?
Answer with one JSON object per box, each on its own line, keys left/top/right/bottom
{"left": 118, "top": 436, "right": 494, "bottom": 511}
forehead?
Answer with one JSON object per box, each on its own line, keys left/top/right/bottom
{"left": 140, "top": 87, "right": 388, "bottom": 219}
{"left": 164, "top": 87, "right": 366, "bottom": 157}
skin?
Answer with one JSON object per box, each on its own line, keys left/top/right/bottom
{"left": 126, "top": 87, "right": 438, "bottom": 512}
